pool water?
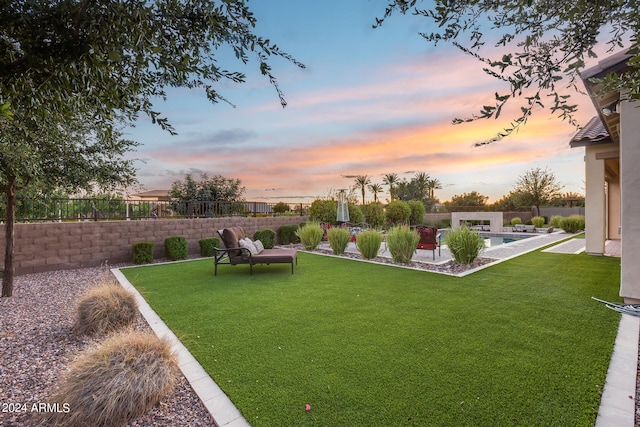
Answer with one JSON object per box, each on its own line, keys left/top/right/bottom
{"left": 479, "top": 233, "right": 532, "bottom": 247}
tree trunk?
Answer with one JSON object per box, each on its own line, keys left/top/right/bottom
{"left": 2, "top": 177, "right": 16, "bottom": 297}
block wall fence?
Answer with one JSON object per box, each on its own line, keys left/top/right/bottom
{"left": 0, "top": 216, "right": 310, "bottom": 276}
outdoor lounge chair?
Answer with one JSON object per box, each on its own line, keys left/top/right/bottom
{"left": 214, "top": 226, "right": 297, "bottom": 275}
{"left": 414, "top": 225, "right": 439, "bottom": 260}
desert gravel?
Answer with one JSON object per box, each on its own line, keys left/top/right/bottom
{"left": 0, "top": 265, "right": 215, "bottom": 427}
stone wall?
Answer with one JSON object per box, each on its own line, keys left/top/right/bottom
{"left": 0, "top": 216, "right": 309, "bottom": 275}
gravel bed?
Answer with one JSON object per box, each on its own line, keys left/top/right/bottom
{"left": 0, "top": 264, "right": 214, "bottom": 427}
{"left": 296, "top": 244, "right": 496, "bottom": 274}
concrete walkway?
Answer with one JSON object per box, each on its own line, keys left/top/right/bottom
{"left": 112, "top": 232, "right": 635, "bottom": 427}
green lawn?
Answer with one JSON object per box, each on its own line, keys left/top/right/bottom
{"left": 122, "top": 250, "right": 621, "bottom": 427}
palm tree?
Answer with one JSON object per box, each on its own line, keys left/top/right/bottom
{"left": 413, "top": 172, "right": 430, "bottom": 200}
{"left": 368, "top": 183, "right": 383, "bottom": 202}
{"left": 354, "top": 175, "right": 371, "bottom": 205}
{"left": 382, "top": 173, "right": 399, "bottom": 202}
{"left": 427, "top": 177, "right": 442, "bottom": 200}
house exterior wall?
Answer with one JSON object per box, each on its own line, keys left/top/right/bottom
{"left": 0, "top": 216, "right": 309, "bottom": 276}
{"left": 608, "top": 177, "right": 622, "bottom": 240}
{"left": 584, "top": 144, "right": 611, "bottom": 255}
{"left": 620, "top": 99, "right": 640, "bottom": 302}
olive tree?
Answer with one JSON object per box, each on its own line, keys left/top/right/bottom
{"left": 0, "top": 0, "right": 302, "bottom": 296}
{"left": 511, "top": 167, "right": 563, "bottom": 216}
{"left": 375, "top": 0, "right": 639, "bottom": 144}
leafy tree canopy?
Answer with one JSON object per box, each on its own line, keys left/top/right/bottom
{"left": 170, "top": 173, "right": 245, "bottom": 202}
{"left": 376, "top": 0, "right": 640, "bottom": 144}
{"left": 444, "top": 191, "right": 488, "bottom": 211}
{"left": 0, "top": 0, "right": 302, "bottom": 296}
{"left": 511, "top": 167, "right": 564, "bottom": 214}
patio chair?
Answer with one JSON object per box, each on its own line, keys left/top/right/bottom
{"left": 414, "top": 225, "right": 439, "bottom": 260}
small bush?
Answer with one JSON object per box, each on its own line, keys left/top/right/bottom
{"left": 45, "top": 330, "right": 178, "bottom": 427}
{"left": 309, "top": 199, "right": 337, "bottom": 223}
{"left": 531, "top": 216, "right": 545, "bottom": 228}
{"left": 296, "top": 222, "right": 324, "bottom": 250}
{"left": 132, "top": 242, "right": 154, "bottom": 264}
{"left": 75, "top": 284, "right": 138, "bottom": 336}
{"left": 327, "top": 228, "right": 351, "bottom": 255}
{"left": 446, "top": 227, "right": 485, "bottom": 265}
{"left": 362, "top": 202, "right": 386, "bottom": 228}
{"left": 510, "top": 217, "right": 522, "bottom": 226}
{"left": 347, "top": 203, "right": 365, "bottom": 224}
{"left": 561, "top": 215, "right": 586, "bottom": 233}
{"left": 386, "top": 200, "right": 411, "bottom": 225}
{"left": 253, "top": 228, "right": 276, "bottom": 249}
{"left": 198, "top": 237, "right": 219, "bottom": 257}
{"left": 273, "top": 202, "right": 290, "bottom": 214}
{"left": 407, "top": 200, "right": 426, "bottom": 226}
{"left": 164, "top": 236, "right": 187, "bottom": 260}
{"left": 278, "top": 224, "right": 300, "bottom": 245}
{"left": 356, "top": 230, "right": 383, "bottom": 260}
{"left": 550, "top": 215, "right": 564, "bottom": 228}
{"left": 386, "top": 226, "right": 420, "bottom": 264}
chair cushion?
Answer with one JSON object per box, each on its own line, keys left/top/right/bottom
{"left": 221, "top": 227, "right": 239, "bottom": 249}
{"left": 221, "top": 227, "right": 246, "bottom": 249}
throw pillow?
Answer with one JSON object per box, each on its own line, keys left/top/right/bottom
{"left": 253, "top": 239, "right": 265, "bottom": 254}
{"left": 239, "top": 238, "right": 258, "bottom": 255}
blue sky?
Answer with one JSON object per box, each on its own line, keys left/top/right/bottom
{"left": 126, "top": 1, "right": 596, "bottom": 203}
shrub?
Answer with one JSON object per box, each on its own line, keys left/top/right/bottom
{"left": 386, "top": 226, "right": 420, "bottom": 264}
{"left": 550, "top": 215, "right": 564, "bottom": 228}
{"left": 278, "top": 224, "right": 300, "bottom": 245}
{"left": 309, "top": 199, "right": 337, "bottom": 223}
{"left": 439, "top": 218, "right": 452, "bottom": 228}
{"left": 273, "top": 202, "right": 290, "bottom": 214}
{"left": 347, "top": 203, "right": 365, "bottom": 224}
{"left": 561, "top": 215, "right": 586, "bottom": 233}
{"left": 132, "top": 242, "right": 154, "bottom": 264}
{"left": 446, "top": 227, "right": 485, "bottom": 265}
{"left": 295, "top": 222, "right": 324, "bottom": 250}
{"left": 407, "top": 200, "right": 426, "bottom": 226}
{"left": 198, "top": 237, "right": 219, "bottom": 257}
{"left": 75, "top": 284, "right": 138, "bottom": 336}
{"left": 327, "top": 228, "right": 351, "bottom": 255}
{"left": 253, "top": 228, "right": 276, "bottom": 249}
{"left": 511, "top": 217, "right": 522, "bottom": 226}
{"left": 356, "top": 230, "right": 383, "bottom": 260}
{"left": 531, "top": 216, "right": 545, "bottom": 228}
{"left": 386, "top": 200, "right": 411, "bottom": 225}
{"left": 45, "top": 330, "right": 178, "bottom": 427}
{"left": 164, "top": 236, "right": 187, "bottom": 260}
{"left": 362, "top": 202, "right": 386, "bottom": 228}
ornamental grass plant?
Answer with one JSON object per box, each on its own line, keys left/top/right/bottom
{"left": 74, "top": 283, "right": 138, "bottom": 336}
{"left": 295, "top": 222, "right": 324, "bottom": 250}
{"left": 355, "top": 230, "right": 382, "bottom": 259}
{"left": 445, "top": 226, "right": 485, "bottom": 265}
{"left": 327, "top": 227, "right": 351, "bottom": 255}
{"left": 561, "top": 215, "right": 586, "bottom": 233}
{"left": 385, "top": 225, "right": 420, "bottom": 264}
{"left": 45, "top": 330, "right": 177, "bottom": 427}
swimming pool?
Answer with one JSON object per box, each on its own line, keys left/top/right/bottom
{"left": 478, "top": 232, "right": 533, "bottom": 247}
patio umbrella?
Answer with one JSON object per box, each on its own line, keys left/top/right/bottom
{"left": 336, "top": 189, "right": 349, "bottom": 224}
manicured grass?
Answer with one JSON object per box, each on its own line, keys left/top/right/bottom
{"left": 122, "top": 250, "right": 621, "bottom": 427}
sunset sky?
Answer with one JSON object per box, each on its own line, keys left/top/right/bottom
{"left": 126, "top": 1, "right": 599, "bottom": 204}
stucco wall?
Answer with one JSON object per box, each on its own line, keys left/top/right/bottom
{"left": 0, "top": 216, "right": 309, "bottom": 276}
{"left": 620, "top": 98, "right": 640, "bottom": 301}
